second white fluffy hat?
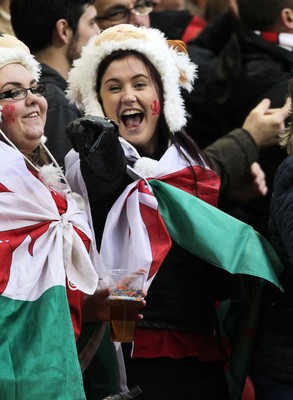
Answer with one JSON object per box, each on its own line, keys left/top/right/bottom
{"left": 66, "top": 24, "right": 197, "bottom": 132}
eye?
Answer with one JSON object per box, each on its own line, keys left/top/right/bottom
{"left": 89, "top": 18, "right": 98, "bottom": 27}
{"left": 30, "top": 86, "right": 39, "bottom": 94}
{"left": 109, "top": 85, "right": 121, "bottom": 92}
{"left": 134, "top": 81, "right": 147, "bottom": 89}
{"left": 10, "top": 88, "right": 25, "bottom": 98}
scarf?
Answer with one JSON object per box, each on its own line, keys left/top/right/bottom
{"left": 255, "top": 31, "right": 293, "bottom": 51}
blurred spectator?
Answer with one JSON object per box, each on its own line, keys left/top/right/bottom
{"left": 95, "top": 0, "right": 152, "bottom": 30}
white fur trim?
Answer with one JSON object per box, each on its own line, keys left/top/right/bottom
{"left": 133, "top": 157, "right": 159, "bottom": 179}
{"left": 0, "top": 47, "right": 40, "bottom": 80}
{"left": 67, "top": 25, "right": 197, "bottom": 132}
{"left": 38, "top": 164, "right": 65, "bottom": 189}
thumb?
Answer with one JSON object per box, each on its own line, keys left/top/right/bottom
{"left": 253, "top": 98, "right": 271, "bottom": 115}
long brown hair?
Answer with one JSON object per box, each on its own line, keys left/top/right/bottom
{"left": 95, "top": 50, "right": 205, "bottom": 167}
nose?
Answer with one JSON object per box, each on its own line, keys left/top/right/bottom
{"left": 121, "top": 88, "right": 137, "bottom": 105}
{"left": 128, "top": 8, "right": 142, "bottom": 25}
{"left": 129, "top": 14, "right": 150, "bottom": 27}
{"left": 25, "top": 89, "right": 40, "bottom": 104}
{"left": 93, "top": 22, "right": 101, "bottom": 35}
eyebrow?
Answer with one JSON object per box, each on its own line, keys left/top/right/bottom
{"left": 103, "top": 74, "right": 149, "bottom": 85}
{"left": 0, "top": 79, "right": 37, "bottom": 91}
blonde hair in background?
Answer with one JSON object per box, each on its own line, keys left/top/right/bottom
{"left": 279, "top": 81, "right": 293, "bottom": 155}
{"left": 279, "top": 121, "right": 293, "bottom": 156}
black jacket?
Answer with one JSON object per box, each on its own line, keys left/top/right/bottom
{"left": 253, "top": 156, "right": 293, "bottom": 384}
{"left": 40, "top": 64, "right": 83, "bottom": 167}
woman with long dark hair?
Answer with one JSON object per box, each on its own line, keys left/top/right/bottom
{"left": 65, "top": 24, "right": 283, "bottom": 400}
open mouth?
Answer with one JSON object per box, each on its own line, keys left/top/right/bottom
{"left": 121, "top": 110, "right": 144, "bottom": 129}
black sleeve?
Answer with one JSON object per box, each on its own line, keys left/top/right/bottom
{"left": 66, "top": 116, "right": 133, "bottom": 249}
{"left": 204, "top": 128, "right": 259, "bottom": 190}
{"left": 66, "top": 115, "right": 130, "bottom": 199}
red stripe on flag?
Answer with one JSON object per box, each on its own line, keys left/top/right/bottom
{"left": 155, "top": 165, "right": 220, "bottom": 207}
{"left": 137, "top": 181, "right": 171, "bottom": 280}
{"left": 0, "top": 221, "right": 51, "bottom": 293}
{"left": 0, "top": 183, "right": 12, "bottom": 192}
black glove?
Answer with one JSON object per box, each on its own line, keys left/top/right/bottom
{"left": 66, "top": 115, "right": 118, "bottom": 158}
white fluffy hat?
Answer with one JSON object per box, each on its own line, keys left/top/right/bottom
{"left": 0, "top": 34, "right": 40, "bottom": 80}
{"left": 66, "top": 24, "right": 197, "bottom": 132}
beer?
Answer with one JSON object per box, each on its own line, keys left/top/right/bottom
{"left": 106, "top": 268, "right": 145, "bottom": 342}
{"left": 109, "top": 298, "right": 141, "bottom": 342}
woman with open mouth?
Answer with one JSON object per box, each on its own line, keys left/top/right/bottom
{"left": 65, "top": 24, "right": 284, "bottom": 400}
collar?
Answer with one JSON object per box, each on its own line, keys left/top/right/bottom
{"left": 254, "top": 31, "right": 293, "bottom": 51}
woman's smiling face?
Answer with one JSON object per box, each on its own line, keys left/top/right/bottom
{"left": 99, "top": 54, "right": 161, "bottom": 155}
{"left": 0, "top": 63, "right": 47, "bottom": 155}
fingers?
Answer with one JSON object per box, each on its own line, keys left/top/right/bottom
{"left": 136, "top": 299, "right": 146, "bottom": 320}
{"left": 96, "top": 287, "right": 112, "bottom": 299}
{"left": 243, "top": 98, "right": 291, "bottom": 148}
{"left": 250, "top": 162, "right": 268, "bottom": 197}
{"left": 265, "top": 97, "right": 291, "bottom": 118}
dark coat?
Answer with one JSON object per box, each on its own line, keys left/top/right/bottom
{"left": 254, "top": 156, "right": 293, "bottom": 384}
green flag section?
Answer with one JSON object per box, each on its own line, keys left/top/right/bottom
{"left": 149, "top": 179, "right": 283, "bottom": 290}
{"left": 0, "top": 286, "right": 86, "bottom": 400}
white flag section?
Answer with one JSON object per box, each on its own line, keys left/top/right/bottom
{"left": 0, "top": 142, "right": 101, "bottom": 399}
{"left": 100, "top": 178, "right": 171, "bottom": 290}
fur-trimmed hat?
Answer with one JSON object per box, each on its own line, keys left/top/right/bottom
{"left": 66, "top": 24, "right": 197, "bottom": 132}
{"left": 0, "top": 34, "right": 40, "bottom": 80}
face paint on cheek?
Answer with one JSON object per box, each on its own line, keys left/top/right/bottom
{"left": 150, "top": 99, "right": 161, "bottom": 116}
{"left": 2, "top": 104, "right": 16, "bottom": 124}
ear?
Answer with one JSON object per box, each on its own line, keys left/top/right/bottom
{"left": 281, "top": 8, "right": 293, "bottom": 31}
{"left": 55, "top": 19, "right": 73, "bottom": 45}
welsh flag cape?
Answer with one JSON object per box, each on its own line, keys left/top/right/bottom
{"left": 0, "top": 142, "right": 102, "bottom": 400}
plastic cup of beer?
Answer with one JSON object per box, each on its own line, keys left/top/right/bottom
{"left": 107, "top": 269, "right": 145, "bottom": 343}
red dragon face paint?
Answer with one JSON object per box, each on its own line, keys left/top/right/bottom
{"left": 2, "top": 104, "right": 15, "bottom": 124}
{"left": 150, "top": 99, "right": 160, "bottom": 116}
